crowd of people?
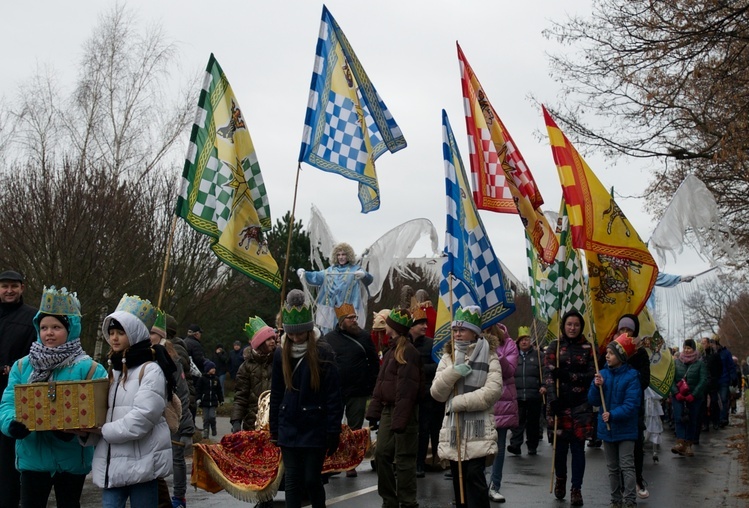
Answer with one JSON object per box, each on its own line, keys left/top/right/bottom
{"left": 0, "top": 259, "right": 744, "bottom": 508}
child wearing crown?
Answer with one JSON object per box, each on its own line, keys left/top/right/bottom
{"left": 0, "top": 286, "right": 108, "bottom": 507}
{"left": 81, "top": 294, "right": 177, "bottom": 506}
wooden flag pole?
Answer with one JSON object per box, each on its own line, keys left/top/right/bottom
{"left": 591, "top": 337, "right": 610, "bottom": 431}
{"left": 157, "top": 214, "right": 179, "bottom": 309}
{"left": 448, "top": 273, "right": 465, "bottom": 505}
{"left": 532, "top": 319, "right": 546, "bottom": 406}
{"left": 280, "top": 164, "right": 303, "bottom": 312}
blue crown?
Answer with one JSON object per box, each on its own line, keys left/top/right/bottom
{"left": 115, "top": 294, "right": 157, "bottom": 330}
{"left": 39, "top": 286, "right": 81, "bottom": 316}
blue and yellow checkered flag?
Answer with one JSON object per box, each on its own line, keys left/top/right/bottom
{"left": 432, "top": 111, "right": 515, "bottom": 359}
{"left": 176, "top": 54, "right": 281, "bottom": 291}
{"left": 299, "top": 5, "right": 407, "bottom": 213}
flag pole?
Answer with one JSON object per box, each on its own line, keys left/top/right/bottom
{"left": 157, "top": 214, "right": 179, "bottom": 309}
{"left": 280, "top": 164, "right": 303, "bottom": 311}
{"left": 448, "top": 273, "right": 465, "bottom": 505}
{"left": 591, "top": 336, "right": 610, "bottom": 431}
{"left": 532, "top": 319, "right": 546, "bottom": 407}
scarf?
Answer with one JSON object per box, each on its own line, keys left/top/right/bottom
{"left": 28, "top": 339, "right": 86, "bottom": 383}
{"left": 109, "top": 340, "right": 177, "bottom": 399}
{"left": 290, "top": 342, "right": 308, "bottom": 359}
{"left": 449, "top": 337, "right": 490, "bottom": 447}
{"left": 680, "top": 349, "right": 700, "bottom": 365}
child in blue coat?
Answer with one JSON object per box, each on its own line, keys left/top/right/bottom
{"left": 589, "top": 334, "right": 642, "bottom": 508}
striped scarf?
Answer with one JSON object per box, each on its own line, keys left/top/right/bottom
{"left": 28, "top": 339, "right": 86, "bottom": 383}
{"left": 449, "top": 337, "right": 490, "bottom": 447}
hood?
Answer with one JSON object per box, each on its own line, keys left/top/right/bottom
{"left": 33, "top": 311, "right": 82, "bottom": 343}
{"left": 101, "top": 310, "right": 150, "bottom": 347}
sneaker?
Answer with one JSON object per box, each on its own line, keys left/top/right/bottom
{"left": 637, "top": 482, "right": 649, "bottom": 499}
{"left": 554, "top": 476, "right": 566, "bottom": 500}
{"left": 506, "top": 444, "right": 521, "bottom": 455}
{"left": 570, "top": 487, "right": 583, "bottom": 506}
{"left": 488, "top": 484, "right": 506, "bottom": 503}
{"left": 171, "top": 496, "right": 186, "bottom": 508}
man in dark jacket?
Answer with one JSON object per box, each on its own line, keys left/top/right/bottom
{"left": 229, "top": 340, "right": 245, "bottom": 380}
{"left": 184, "top": 324, "right": 207, "bottom": 372}
{"left": 0, "top": 270, "right": 37, "bottom": 508}
{"left": 167, "top": 315, "right": 199, "bottom": 428}
{"left": 410, "top": 308, "right": 438, "bottom": 477}
{"left": 213, "top": 344, "right": 231, "bottom": 392}
{"left": 323, "top": 304, "right": 379, "bottom": 477}
{"left": 508, "top": 326, "right": 545, "bottom": 456}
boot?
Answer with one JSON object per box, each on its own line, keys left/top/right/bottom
{"left": 671, "top": 438, "right": 685, "bottom": 455}
{"left": 570, "top": 487, "right": 584, "bottom": 506}
{"left": 684, "top": 440, "right": 694, "bottom": 457}
{"left": 554, "top": 476, "right": 566, "bottom": 500}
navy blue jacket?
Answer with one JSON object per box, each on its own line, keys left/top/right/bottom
{"left": 269, "top": 341, "right": 343, "bottom": 448}
{"left": 588, "top": 363, "right": 641, "bottom": 442}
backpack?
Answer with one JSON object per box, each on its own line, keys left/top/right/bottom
{"left": 139, "top": 362, "right": 182, "bottom": 434}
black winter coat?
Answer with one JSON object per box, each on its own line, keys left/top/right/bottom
{"left": 184, "top": 335, "right": 206, "bottom": 373}
{"left": 197, "top": 374, "right": 224, "bottom": 407}
{"left": 0, "top": 299, "right": 37, "bottom": 393}
{"left": 322, "top": 327, "right": 379, "bottom": 399}
{"left": 515, "top": 346, "right": 544, "bottom": 402}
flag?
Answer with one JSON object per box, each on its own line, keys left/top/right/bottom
{"left": 177, "top": 54, "right": 281, "bottom": 291}
{"left": 525, "top": 232, "right": 551, "bottom": 322}
{"left": 299, "top": 5, "right": 407, "bottom": 213}
{"left": 637, "top": 306, "right": 675, "bottom": 396}
{"left": 433, "top": 111, "right": 515, "bottom": 358}
{"left": 543, "top": 106, "right": 658, "bottom": 346}
{"left": 458, "top": 44, "right": 558, "bottom": 263}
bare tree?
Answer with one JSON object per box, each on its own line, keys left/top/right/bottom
{"left": 682, "top": 273, "right": 744, "bottom": 339}
{"left": 545, "top": 1, "right": 749, "bottom": 253}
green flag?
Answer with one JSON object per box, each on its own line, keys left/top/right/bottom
{"left": 176, "top": 54, "right": 281, "bottom": 291}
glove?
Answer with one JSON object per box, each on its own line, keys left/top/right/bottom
{"left": 678, "top": 384, "right": 690, "bottom": 396}
{"left": 354, "top": 270, "right": 366, "bottom": 280}
{"left": 8, "top": 420, "right": 30, "bottom": 440}
{"left": 326, "top": 433, "right": 340, "bottom": 457}
{"left": 454, "top": 364, "right": 472, "bottom": 377}
{"left": 367, "top": 419, "right": 379, "bottom": 431}
{"left": 231, "top": 420, "right": 242, "bottom": 433}
{"left": 296, "top": 268, "right": 306, "bottom": 279}
{"left": 52, "top": 430, "right": 75, "bottom": 442}
{"left": 685, "top": 394, "right": 695, "bottom": 404}
{"left": 675, "top": 393, "right": 686, "bottom": 402}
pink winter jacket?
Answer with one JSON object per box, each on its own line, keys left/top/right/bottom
{"left": 490, "top": 332, "right": 519, "bottom": 429}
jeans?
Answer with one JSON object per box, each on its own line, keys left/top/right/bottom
{"left": 510, "top": 399, "right": 542, "bottom": 452}
{"left": 203, "top": 406, "right": 217, "bottom": 435}
{"left": 280, "top": 446, "right": 327, "bottom": 508}
{"left": 604, "top": 440, "right": 635, "bottom": 505}
{"left": 375, "top": 405, "right": 419, "bottom": 508}
{"left": 218, "top": 373, "right": 226, "bottom": 393}
{"left": 102, "top": 479, "right": 158, "bottom": 508}
{"left": 489, "top": 427, "right": 508, "bottom": 490}
{"left": 20, "top": 470, "right": 86, "bottom": 508}
{"left": 554, "top": 436, "right": 586, "bottom": 489}
{"left": 673, "top": 398, "right": 702, "bottom": 441}
{"left": 450, "top": 457, "right": 490, "bottom": 508}
{"left": 173, "top": 434, "right": 192, "bottom": 498}
{"left": 0, "top": 433, "right": 20, "bottom": 508}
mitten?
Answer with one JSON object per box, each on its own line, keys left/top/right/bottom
{"left": 454, "top": 364, "right": 472, "bottom": 377}
{"left": 685, "top": 394, "right": 695, "bottom": 404}
{"left": 8, "top": 420, "right": 30, "bottom": 440}
{"left": 326, "top": 433, "right": 340, "bottom": 457}
{"left": 296, "top": 268, "right": 306, "bottom": 279}
{"left": 675, "top": 392, "right": 686, "bottom": 402}
{"left": 354, "top": 270, "right": 366, "bottom": 279}
{"left": 231, "top": 420, "right": 242, "bottom": 433}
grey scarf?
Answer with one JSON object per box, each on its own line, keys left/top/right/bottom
{"left": 449, "top": 337, "right": 491, "bottom": 447}
{"left": 28, "top": 339, "right": 86, "bottom": 383}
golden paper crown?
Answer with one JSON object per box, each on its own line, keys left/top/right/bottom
{"left": 39, "top": 286, "right": 81, "bottom": 317}
{"left": 517, "top": 326, "right": 531, "bottom": 339}
{"left": 334, "top": 303, "right": 356, "bottom": 320}
{"left": 115, "top": 294, "right": 157, "bottom": 330}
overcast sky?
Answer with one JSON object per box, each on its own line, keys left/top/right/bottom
{"left": 1, "top": 0, "right": 710, "bottom": 290}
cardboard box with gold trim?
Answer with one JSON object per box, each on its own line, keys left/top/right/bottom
{"left": 14, "top": 378, "right": 109, "bottom": 431}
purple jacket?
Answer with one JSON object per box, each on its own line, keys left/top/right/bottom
{"left": 491, "top": 332, "right": 519, "bottom": 429}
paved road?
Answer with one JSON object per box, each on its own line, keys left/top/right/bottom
{"left": 71, "top": 403, "right": 745, "bottom": 507}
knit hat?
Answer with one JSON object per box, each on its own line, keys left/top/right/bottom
{"left": 451, "top": 306, "right": 482, "bottom": 335}
{"left": 151, "top": 309, "right": 167, "bottom": 339}
{"left": 334, "top": 303, "right": 356, "bottom": 323}
{"left": 371, "top": 309, "right": 390, "bottom": 331}
{"left": 607, "top": 333, "right": 636, "bottom": 363}
{"left": 386, "top": 309, "right": 413, "bottom": 336}
{"left": 683, "top": 338, "right": 697, "bottom": 350}
{"left": 617, "top": 314, "right": 639, "bottom": 337}
{"left": 245, "top": 315, "right": 276, "bottom": 350}
{"left": 282, "top": 289, "right": 314, "bottom": 334}
{"left": 203, "top": 360, "right": 216, "bottom": 373}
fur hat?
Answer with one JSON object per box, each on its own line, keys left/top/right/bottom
{"left": 282, "top": 290, "right": 314, "bottom": 334}
{"left": 372, "top": 309, "right": 390, "bottom": 331}
{"left": 452, "top": 306, "right": 482, "bottom": 335}
{"left": 245, "top": 316, "right": 276, "bottom": 350}
{"left": 608, "top": 333, "right": 636, "bottom": 363}
{"left": 386, "top": 309, "right": 413, "bottom": 336}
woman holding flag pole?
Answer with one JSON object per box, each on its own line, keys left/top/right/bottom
{"left": 545, "top": 310, "right": 596, "bottom": 506}
{"left": 431, "top": 305, "right": 502, "bottom": 508}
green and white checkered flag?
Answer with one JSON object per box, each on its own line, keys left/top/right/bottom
{"left": 176, "top": 54, "right": 281, "bottom": 291}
